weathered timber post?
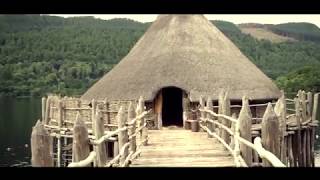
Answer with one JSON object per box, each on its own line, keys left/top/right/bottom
{"left": 234, "top": 113, "right": 241, "bottom": 167}
{"left": 238, "top": 96, "right": 252, "bottom": 166}
{"left": 261, "top": 103, "right": 280, "bottom": 167}
{"left": 307, "top": 92, "right": 313, "bottom": 118}
{"left": 274, "top": 91, "right": 287, "bottom": 164}
{"left": 31, "top": 120, "right": 54, "bottom": 167}
{"left": 182, "top": 95, "right": 189, "bottom": 130}
{"left": 206, "top": 97, "right": 214, "bottom": 137}
{"left": 72, "top": 113, "right": 91, "bottom": 166}
{"left": 221, "top": 91, "right": 231, "bottom": 144}
{"left": 41, "top": 97, "right": 46, "bottom": 122}
{"left": 128, "top": 102, "right": 137, "bottom": 153}
{"left": 138, "top": 96, "right": 148, "bottom": 145}
{"left": 56, "top": 98, "right": 63, "bottom": 167}
{"left": 91, "top": 99, "right": 97, "bottom": 133}
{"left": 117, "top": 106, "right": 129, "bottom": 165}
{"left": 94, "top": 109, "right": 108, "bottom": 167}
{"left": 218, "top": 91, "right": 224, "bottom": 137}
{"left": 312, "top": 93, "right": 319, "bottom": 121}
{"left": 306, "top": 127, "right": 311, "bottom": 167}
{"left": 300, "top": 91, "right": 307, "bottom": 123}
{"left": 194, "top": 96, "right": 204, "bottom": 132}
{"left": 287, "top": 132, "right": 294, "bottom": 167}
{"left": 294, "top": 97, "right": 303, "bottom": 166}
{"left": 44, "top": 96, "right": 51, "bottom": 124}
{"left": 229, "top": 113, "right": 237, "bottom": 149}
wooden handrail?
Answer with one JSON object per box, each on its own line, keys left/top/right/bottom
{"left": 68, "top": 151, "right": 96, "bottom": 167}
{"left": 199, "top": 107, "right": 286, "bottom": 167}
{"left": 199, "top": 108, "right": 237, "bottom": 123}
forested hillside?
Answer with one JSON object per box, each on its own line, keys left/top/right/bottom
{"left": 0, "top": 15, "right": 320, "bottom": 96}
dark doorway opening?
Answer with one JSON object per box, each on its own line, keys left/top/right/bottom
{"left": 162, "top": 87, "right": 183, "bottom": 126}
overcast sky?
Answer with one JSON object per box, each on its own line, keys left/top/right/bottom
{"left": 52, "top": 14, "right": 320, "bottom": 27}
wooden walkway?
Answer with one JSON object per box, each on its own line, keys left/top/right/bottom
{"left": 130, "top": 128, "right": 235, "bottom": 167}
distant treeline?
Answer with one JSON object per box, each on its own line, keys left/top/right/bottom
{"left": 0, "top": 15, "right": 320, "bottom": 96}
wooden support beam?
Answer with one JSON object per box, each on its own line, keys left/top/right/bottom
{"left": 206, "top": 97, "right": 214, "bottom": 138}
{"left": 274, "top": 91, "right": 287, "bottom": 164}
{"left": 31, "top": 120, "right": 54, "bottom": 167}
{"left": 94, "top": 109, "right": 108, "bottom": 166}
{"left": 294, "top": 97, "right": 303, "bottom": 166}
{"left": 261, "top": 103, "right": 280, "bottom": 167}
{"left": 117, "top": 106, "right": 129, "bottom": 165}
{"left": 307, "top": 92, "right": 313, "bottom": 118}
{"left": 238, "top": 96, "right": 252, "bottom": 166}
{"left": 128, "top": 102, "right": 137, "bottom": 153}
{"left": 42, "top": 97, "right": 46, "bottom": 122}
{"left": 44, "top": 96, "right": 51, "bottom": 125}
{"left": 312, "top": 93, "right": 319, "bottom": 121}
{"left": 72, "top": 113, "right": 91, "bottom": 167}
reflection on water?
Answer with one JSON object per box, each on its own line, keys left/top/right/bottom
{"left": 0, "top": 97, "right": 40, "bottom": 167}
{"left": 0, "top": 96, "right": 319, "bottom": 167}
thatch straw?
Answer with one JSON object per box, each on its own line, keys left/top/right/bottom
{"left": 82, "top": 15, "right": 281, "bottom": 102}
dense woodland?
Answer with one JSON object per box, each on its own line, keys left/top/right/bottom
{"left": 0, "top": 15, "right": 320, "bottom": 97}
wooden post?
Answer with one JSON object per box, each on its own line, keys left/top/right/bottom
{"left": 218, "top": 91, "right": 224, "bottom": 137}
{"left": 113, "top": 141, "right": 119, "bottom": 158}
{"left": 238, "top": 96, "right": 252, "bottom": 166}
{"left": 274, "top": 91, "right": 287, "bottom": 164}
{"left": 307, "top": 92, "right": 313, "bottom": 118}
{"left": 94, "top": 109, "right": 108, "bottom": 167}
{"left": 300, "top": 91, "right": 307, "bottom": 123}
{"left": 128, "top": 102, "right": 137, "bottom": 153}
{"left": 287, "top": 133, "right": 294, "bottom": 167}
{"left": 91, "top": 99, "right": 97, "bottom": 133}
{"left": 31, "top": 120, "right": 54, "bottom": 167}
{"left": 44, "top": 96, "right": 51, "bottom": 125}
{"left": 57, "top": 98, "right": 63, "bottom": 128}
{"left": 41, "top": 97, "right": 46, "bottom": 122}
{"left": 138, "top": 96, "right": 148, "bottom": 146}
{"left": 117, "top": 106, "right": 128, "bottom": 165}
{"left": 306, "top": 128, "right": 311, "bottom": 167}
{"left": 229, "top": 113, "right": 236, "bottom": 149}
{"left": 310, "top": 126, "right": 316, "bottom": 167}
{"left": 57, "top": 98, "right": 63, "bottom": 166}
{"left": 221, "top": 91, "right": 231, "bottom": 144}
{"left": 72, "top": 113, "right": 91, "bottom": 166}
{"left": 261, "top": 103, "right": 280, "bottom": 167}
{"left": 312, "top": 93, "right": 319, "bottom": 121}
{"left": 294, "top": 97, "right": 303, "bottom": 166}
{"left": 206, "top": 97, "right": 214, "bottom": 137}
{"left": 193, "top": 96, "right": 203, "bottom": 132}
{"left": 182, "top": 95, "right": 189, "bottom": 130}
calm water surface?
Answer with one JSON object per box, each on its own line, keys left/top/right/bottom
{"left": 0, "top": 97, "right": 319, "bottom": 167}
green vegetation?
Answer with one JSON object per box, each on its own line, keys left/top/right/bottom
{"left": 269, "top": 23, "right": 320, "bottom": 42}
{"left": 0, "top": 15, "right": 320, "bottom": 97}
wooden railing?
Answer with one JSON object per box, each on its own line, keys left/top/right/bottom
{"left": 197, "top": 93, "right": 285, "bottom": 167}
{"left": 31, "top": 96, "right": 150, "bottom": 167}
{"left": 192, "top": 90, "right": 319, "bottom": 167}
{"left": 66, "top": 96, "right": 150, "bottom": 167}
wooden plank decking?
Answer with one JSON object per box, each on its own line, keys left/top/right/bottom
{"left": 130, "top": 128, "right": 235, "bottom": 167}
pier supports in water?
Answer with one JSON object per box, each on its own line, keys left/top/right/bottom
{"left": 31, "top": 120, "right": 54, "bottom": 167}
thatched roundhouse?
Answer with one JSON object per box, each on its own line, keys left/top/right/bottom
{"left": 82, "top": 15, "right": 281, "bottom": 128}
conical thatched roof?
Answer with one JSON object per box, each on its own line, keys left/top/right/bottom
{"left": 82, "top": 15, "right": 281, "bottom": 102}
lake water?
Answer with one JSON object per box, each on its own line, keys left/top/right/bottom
{"left": 0, "top": 97, "right": 319, "bottom": 167}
